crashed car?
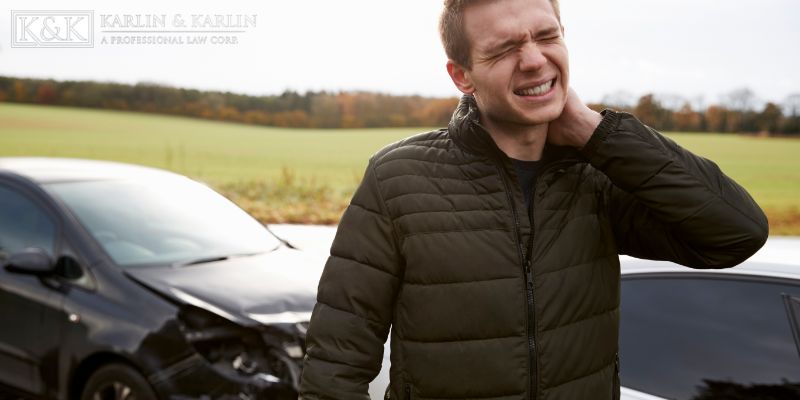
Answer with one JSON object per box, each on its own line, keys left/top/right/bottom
{"left": 0, "top": 157, "right": 325, "bottom": 400}
{"left": 4, "top": 157, "right": 798, "bottom": 400}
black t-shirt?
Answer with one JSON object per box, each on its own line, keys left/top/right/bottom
{"left": 511, "top": 158, "right": 541, "bottom": 211}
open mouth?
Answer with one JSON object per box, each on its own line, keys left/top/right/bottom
{"left": 513, "top": 78, "right": 556, "bottom": 97}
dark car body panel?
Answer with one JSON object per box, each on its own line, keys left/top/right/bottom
{"left": 0, "top": 158, "right": 323, "bottom": 400}
{"left": 125, "top": 250, "right": 324, "bottom": 328}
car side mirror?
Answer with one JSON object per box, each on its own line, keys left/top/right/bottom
{"left": 4, "top": 247, "right": 55, "bottom": 275}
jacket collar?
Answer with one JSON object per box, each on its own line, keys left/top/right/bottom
{"left": 448, "top": 94, "right": 501, "bottom": 158}
{"left": 448, "top": 94, "right": 583, "bottom": 166}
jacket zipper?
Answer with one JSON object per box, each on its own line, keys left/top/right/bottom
{"left": 524, "top": 185, "right": 537, "bottom": 400}
{"left": 499, "top": 159, "right": 573, "bottom": 400}
{"left": 613, "top": 352, "right": 620, "bottom": 400}
{"left": 405, "top": 383, "right": 412, "bottom": 400}
{"left": 495, "top": 162, "right": 536, "bottom": 400}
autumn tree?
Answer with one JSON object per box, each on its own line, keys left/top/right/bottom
{"left": 756, "top": 102, "right": 783, "bottom": 134}
{"left": 35, "top": 82, "right": 57, "bottom": 104}
{"left": 720, "top": 88, "right": 758, "bottom": 132}
{"left": 704, "top": 105, "right": 727, "bottom": 133}
{"left": 310, "top": 93, "right": 342, "bottom": 128}
{"left": 673, "top": 102, "right": 702, "bottom": 132}
{"left": 13, "top": 81, "right": 28, "bottom": 102}
{"left": 634, "top": 94, "right": 672, "bottom": 130}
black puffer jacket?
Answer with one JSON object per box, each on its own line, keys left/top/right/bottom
{"left": 300, "top": 95, "right": 768, "bottom": 400}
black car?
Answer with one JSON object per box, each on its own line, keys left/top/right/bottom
{"left": 0, "top": 157, "right": 326, "bottom": 400}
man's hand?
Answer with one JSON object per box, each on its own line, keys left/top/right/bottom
{"left": 547, "top": 88, "right": 603, "bottom": 149}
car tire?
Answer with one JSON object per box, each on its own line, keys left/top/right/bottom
{"left": 80, "top": 364, "right": 157, "bottom": 400}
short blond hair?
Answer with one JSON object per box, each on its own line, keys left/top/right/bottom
{"left": 439, "top": 0, "right": 561, "bottom": 70}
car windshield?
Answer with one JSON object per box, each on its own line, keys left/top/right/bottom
{"left": 44, "top": 176, "right": 281, "bottom": 268}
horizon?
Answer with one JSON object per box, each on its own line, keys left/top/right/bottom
{"left": 2, "top": 74, "right": 795, "bottom": 112}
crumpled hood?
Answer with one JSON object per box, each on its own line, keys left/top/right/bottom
{"left": 126, "top": 247, "right": 327, "bottom": 326}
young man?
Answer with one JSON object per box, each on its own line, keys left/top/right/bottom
{"left": 299, "top": 0, "right": 768, "bottom": 399}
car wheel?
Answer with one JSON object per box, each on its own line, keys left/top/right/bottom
{"left": 80, "top": 364, "right": 157, "bottom": 400}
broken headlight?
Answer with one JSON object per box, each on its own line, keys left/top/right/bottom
{"left": 177, "top": 305, "right": 306, "bottom": 390}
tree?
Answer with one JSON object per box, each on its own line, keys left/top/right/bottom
{"left": 781, "top": 94, "right": 800, "bottom": 134}
{"left": 310, "top": 93, "right": 342, "bottom": 128}
{"left": 35, "top": 82, "right": 57, "bottom": 104}
{"left": 634, "top": 94, "right": 672, "bottom": 130}
{"left": 654, "top": 93, "right": 687, "bottom": 111}
{"left": 13, "top": 81, "right": 27, "bottom": 102}
{"left": 704, "top": 105, "right": 727, "bottom": 133}
{"left": 757, "top": 103, "right": 783, "bottom": 134}
{"left": 720, "top": 88, "right": 759, "bottom": 132}
{"left": 673, "top": 102, "right": 702, "bottom": 132}
{"left": 721, "top": 87, "right": 757, "bottom": 112}
{"left": 783, "top": 94, "right": 800, "bottom": 117}
{"left": 600, "top": 90, "right": 636, "bottom": 111}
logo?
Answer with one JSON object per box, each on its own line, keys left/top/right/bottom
{"left": 11, "top": 10, "right": 94, "bottom": 48}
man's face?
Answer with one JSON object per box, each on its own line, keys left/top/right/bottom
{"left": 454, "top": 0, "right": 569, "bottom": 128}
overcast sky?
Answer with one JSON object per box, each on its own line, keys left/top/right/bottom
{"left": 1, "top": 0, "right": 798, "bottom": 105}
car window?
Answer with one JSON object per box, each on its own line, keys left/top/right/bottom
{"left": 0, "top": 184, "right": 56, "bottom": 258}
{"left": 619, "top": 276, "right": 800, "bottom": 399}
{"left": 44, "top": 177, "right": 280, "bottom": 268}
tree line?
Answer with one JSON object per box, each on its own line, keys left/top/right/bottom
{"left": 1, "top": 76, "right": 798, "bottom": 134}
{"left": 0, "top": 76, "right": 457, "bottom": 128}
{"left": 592, "top": 89, "right": 800, "bottom": 135}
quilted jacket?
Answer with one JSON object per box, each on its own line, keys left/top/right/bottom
{"left": 299, "top": 95, "right": 768, "bottom": 400}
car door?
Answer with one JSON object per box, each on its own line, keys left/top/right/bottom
{"left": 0, "top": 180, "right": 64, "bottom": 395}
{"left": 619, "top": 273, "right": 800, "bottom": 400}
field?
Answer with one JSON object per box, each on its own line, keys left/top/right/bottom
{"left": 1, "top": 103, "right": 799, "bottom": 233}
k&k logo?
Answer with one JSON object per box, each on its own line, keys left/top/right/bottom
{"left": 11, "top": 10, "right": 94, "bottom": 48}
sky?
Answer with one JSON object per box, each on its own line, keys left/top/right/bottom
{"left": 1, "top": 0, "right": 798, "bottom": 106}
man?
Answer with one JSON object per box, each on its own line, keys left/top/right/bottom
{"left": 300, "top": 0, "right": 768, "bottom": 399}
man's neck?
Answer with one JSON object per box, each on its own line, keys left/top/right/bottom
{"left": 481, "top": 117, "right": 548, "bottom": 162}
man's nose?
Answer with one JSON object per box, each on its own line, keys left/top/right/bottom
{"left": 518, "top": 42, "right": 547, "bottom": 71}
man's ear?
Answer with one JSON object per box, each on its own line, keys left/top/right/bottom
{"left": 447, "top": 60, "right": 475, "bottom": 94}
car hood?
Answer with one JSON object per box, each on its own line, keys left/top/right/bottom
{"left": 125, "top": 247, "right": 327, "bottom": 327}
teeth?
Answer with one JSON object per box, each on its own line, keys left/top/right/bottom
{"left": 517, "top": 80, "right": 553, "bottom": 96}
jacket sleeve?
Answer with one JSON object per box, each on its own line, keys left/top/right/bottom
{"left": 580, "top": 111, "right": 769, "bottom": 268}
{"left": 299, "top": 157, "right": 403, "bottom": 399}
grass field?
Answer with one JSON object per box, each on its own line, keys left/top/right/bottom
{"left": 2, "top": 102, "right": 799, "bottom": 233}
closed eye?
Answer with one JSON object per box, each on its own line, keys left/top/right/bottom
{"left": 493, "top": 47, "right": 515, "bottom": 58}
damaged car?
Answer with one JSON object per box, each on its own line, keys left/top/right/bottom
{"left": 0, "top": 157, "right": 325, "bottom": 400}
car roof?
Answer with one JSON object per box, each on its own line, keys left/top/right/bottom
{"left": 0, "top": 157, "right": 183, "bottom": 184}
{"left": 621, "top": 237, "right": 800, "bottom": 281}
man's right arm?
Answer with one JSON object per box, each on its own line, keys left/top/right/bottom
{"left": 300, "top": 158, "right": 403, "bottom": 400}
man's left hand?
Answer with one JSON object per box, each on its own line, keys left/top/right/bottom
{"left": 547, "top": 88, "right": 603, "bottom": 149}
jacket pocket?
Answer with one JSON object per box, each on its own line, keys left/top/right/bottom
{"left": 612, "top": 352, "right": 620, "bottom": 400}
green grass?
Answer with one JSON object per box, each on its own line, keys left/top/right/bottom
{"left": 1, "top": 103, "right": 799, "bottom": 231}
{"left": 661, "top": 133, "right": 800, "bottom": 211}
{"left": 0, "top": 102, "right": 420, "bottom": 187}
